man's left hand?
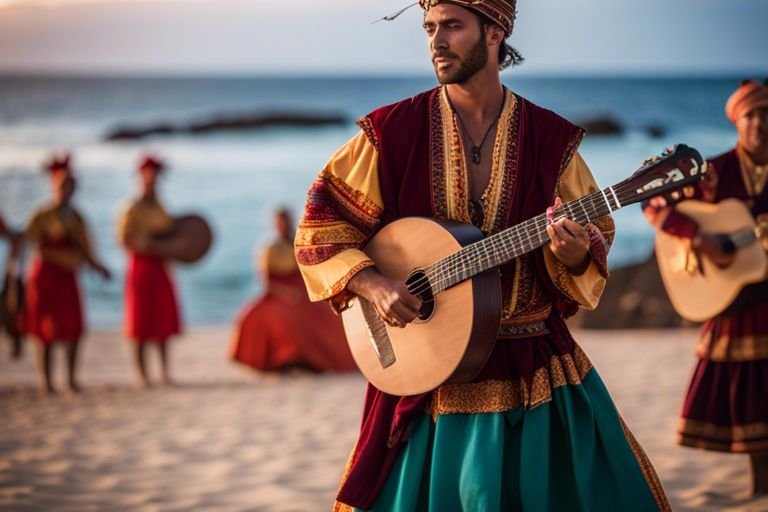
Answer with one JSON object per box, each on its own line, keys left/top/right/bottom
{"left": 546, "top": 197, "right": 591, "bottom": 275}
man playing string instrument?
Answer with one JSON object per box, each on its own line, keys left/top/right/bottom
{"left": 645, "top": 79, "right": 768, "bottom": 495}
{"left": 296, "top": 1, "right": 669, "bottom": 509}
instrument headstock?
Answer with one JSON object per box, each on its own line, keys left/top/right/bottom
{"left": 615, "top": 145, "right": 705, "bottom": 207}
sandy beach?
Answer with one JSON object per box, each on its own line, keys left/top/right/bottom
{"left": 1, "top": 326, "right": 767, "bottom": 512}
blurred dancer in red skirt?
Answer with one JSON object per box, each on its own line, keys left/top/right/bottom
{"left": 25, "top": 154, "right": 111, "bottom": 394}
{"left": 118, "top": 155, "right": 181, "bottom": 387}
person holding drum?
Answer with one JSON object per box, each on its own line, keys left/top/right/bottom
{"left": 25, "top": 154, "right": 111, "bottom": 394}
{"left": 117, "top": 155, "right": 182, "bottom": 388}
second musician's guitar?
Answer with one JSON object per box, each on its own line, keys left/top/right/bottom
{"left": 655, "top": 199, "right": 768, "bottom": 322}
{"left": 343, "top": 145, "right": 706, "bottom": 396}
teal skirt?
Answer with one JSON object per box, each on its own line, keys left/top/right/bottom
{"left": 357, "top": 369, "right": 667, "bottom": 512}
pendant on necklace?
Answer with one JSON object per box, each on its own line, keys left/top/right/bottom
{"left": 471, "top": 147, "right": 482, "bottom": 165}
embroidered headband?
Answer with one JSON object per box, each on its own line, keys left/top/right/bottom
{"left": 419, "top": 0, "right": 517, "bottom": 34}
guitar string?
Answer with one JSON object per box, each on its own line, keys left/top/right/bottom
{"left": 406, "top": 173, "right": 638, "bottom": 295}
{"left": 408, "top": 188, "right": 618, "bottom": 295}
{"left": 407, "top": 197, "right": 605, "bottom": 297}
{"left": 408, "top": 150, "right": 701, "bottom": 294}
{"left": 406, "top": 153, "right": 701, "bottom": 296}
{"left": 408, "top": 191, "right": 612, "bottom": 296}
{"left": 404, "top": 175, "right": 673, "bottom": 297}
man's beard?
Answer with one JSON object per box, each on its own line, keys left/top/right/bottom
{"left": 433, "top": 35, "right": 488, "bottom": 85}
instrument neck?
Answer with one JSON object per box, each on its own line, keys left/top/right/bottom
{"left": 426, "top": 188, "right": 619, "bottom": 293}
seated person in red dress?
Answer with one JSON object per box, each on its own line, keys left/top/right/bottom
{"left": 25, "top": 154, "right": 111, "bottom": 394}
{"left": 230, "top": 208, "right": 355, "bottom": 373}
{"left": 117, "top": 155, "right": 182, "bottom": 388}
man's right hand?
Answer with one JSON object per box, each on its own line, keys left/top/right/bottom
{"left": 692, "top": 234, "right": 737, "bottom": 269}
{"left": 347, "top": 267, "right": 422, "bottom": 328}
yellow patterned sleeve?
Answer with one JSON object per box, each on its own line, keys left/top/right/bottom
{"left": 71, "top": 209, "right": 92, "bottom": 253}
{"left": 24, "top": 210, "right": 45, "bottom": 244}
{"left": 116, "top": 203, "right": 139, "bottom": 245}
{"left": 544, "top": 152, "right": 615, "bottom": 310}
{"left": 295, "top": 131, "right": 384, "bottom": 313}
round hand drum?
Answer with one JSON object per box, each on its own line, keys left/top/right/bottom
{"left": 152, "top": 214, "right": 213, "bottom": 263}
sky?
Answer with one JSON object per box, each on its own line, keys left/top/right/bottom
{"left": 0, "top": 0, "right": 766, "bottom": 75}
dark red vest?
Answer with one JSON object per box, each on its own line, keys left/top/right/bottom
{"left": 339, "top": 87, "right": 585, "bottom": 509}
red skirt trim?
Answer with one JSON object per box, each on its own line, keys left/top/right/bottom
{"left": 124, "top": 253, "right": 181, "bottom": 342}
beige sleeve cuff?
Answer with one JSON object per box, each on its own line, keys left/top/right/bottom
{"left": 544, "top": 247, "right": 606, "bottom": 310}
{"left": 297, "top": 248, "right": 375, "bottom": 314}
{"left": 546, "top": 152, "right": 612, "bottom": 310}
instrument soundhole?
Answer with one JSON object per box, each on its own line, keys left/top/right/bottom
{"left": 405, "top": 269, "right": 435, "bottom": 322}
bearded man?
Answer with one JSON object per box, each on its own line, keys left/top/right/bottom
{"left": 296, "top": 1, "right": 670, "bottom": 510}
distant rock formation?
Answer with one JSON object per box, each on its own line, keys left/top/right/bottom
{"left": 644, "top": 123, "right": 667, "bottom": 139}
{"left": 105, "top": 112, "right": 348, "bottom": 141}
{"left": 577, "top": 116, "right": 668, "bottom": 139}
{"left": 579, "top": 115, "right": 624, "bottom": 136}
{"left": 570, "top": 252, "right": 695, "bottom": 329}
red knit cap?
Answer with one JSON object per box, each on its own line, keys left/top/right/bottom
{"left": 43, "top": 153, "right": 72, "bottom": 177}
{"left": 138, "top": 155, "right": 166, "bottom": 173}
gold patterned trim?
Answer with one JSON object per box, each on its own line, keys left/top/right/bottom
{"left": 332, "top": 443, "right": 358, "bottom": 512}
{"left": 556, "top": 127, "right": 586, "bottom": 194}
{"left": 591, "top": 214, "right": 616, "bottom": 249}
{"left": 356, "top": 116, "right": 380, "bottom": 153}
{"left": 552, "top": 259, "right": 579, "bottom": 298}
{"left": 434, "top": 87, "right": 519, "bottom": 235}
{"left": 439, "top": 87, "right": 472, "bottom": 225}
{"left": 327, "top": 260, "right": 376, "bottom": 314}
{"left": 679, "top": 418, "right": 768, "bottom": 444}
{"left": 321, "top": 170, "right": 384, "bottom": 229}
{"left": 501, "top": 256, "right": 554, "bottom": 324}
{"left": 480, "top": 92, "right": 518, "bottom": 235}
{"left": 419, "top": 0, "right": 518, "bottom": 34}
{"left": 757, "top": 213, "right": 768, "bottom": 251}
{"left": 620, "top": 418, "right": 672, "bottom": 512}
{"left": 295, "top": 222, "right": 368, "bottom": 246}
{"left": 428, "top": 345, "right": 593, "bottom": 417}
{"left": 697, "top": 332, "right": 768, "bottom": 362}
{"left": 678, "top": 435, "right": 768, "bottom": 454}
{"left": 332, "top": 502, "right": 354, "bottom": 512}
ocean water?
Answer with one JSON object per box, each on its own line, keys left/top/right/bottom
{"left": 0, "top": 75, "right": 742, "bottom": 328}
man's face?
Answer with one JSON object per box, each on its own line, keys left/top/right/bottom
{"left": 424, "top": 4, "right": 488, "bottom": 85}
{"left": 52, "top": 174, "right": 76, "bottom": 205}
{"left": 736, "top": 106, "right": 768, "bottom": 156}
{"left": 140, "top": 166, "right": 159, "bottom": 190}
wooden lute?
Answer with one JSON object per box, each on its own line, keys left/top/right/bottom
{"left": 655, "top": 199, "right": 768, "bottom": 322}
{"left": 342, "top": 145, "right": 706, "bottom": 396}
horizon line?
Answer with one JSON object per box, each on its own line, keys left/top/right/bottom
{"left": 0, "top": 68, "right": 764, "bottom": 80}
